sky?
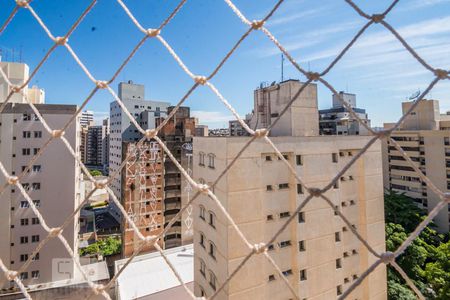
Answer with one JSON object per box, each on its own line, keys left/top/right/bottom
{"left": 1, "top": 0, "right": 449, "bottom": 128}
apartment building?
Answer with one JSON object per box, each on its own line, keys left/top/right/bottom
{"left": 109, "top": 81, "right": 170, "bottom": 199}
{"left": 195, "top": 125, "right": 209, "bottom": 137}
{"left": 319, "top": 92, "right": 371, "bottom": 136}
{"left": 79, "top": 111, "right": 93, "bottom": 164}
{"left": 0, "top": 61, "right": 81, "bottom": 291}
{"left": 156, "top": 106, "right": 196, "bottom": 247}
{"left": 382, "top": 99, "right": 450, "bottom": 232}
{"left": 121, "top": 106, "right": 196, "bottom": 257}
{"left": 229, "top": 120, "right": 246, "bottom": 136}
{"left": 80, "top": 110, "right": 94, "bottom": 128}
{"left": 0, "top": 61, "right": 45, "bottom": 105}
{"left": 85, "top": 120, "right": 109, "bottom": 173}
{"left": 193, "top": 80, "right": 386, "bottom": 300}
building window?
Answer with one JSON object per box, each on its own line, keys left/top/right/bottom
{"left": 297, "top": 184, "right": 303, "bottom": 194}
{"left": 32, "top": 253, "right": 39, "bottom": 261}
{"left": 208, "top": 211, "right": 216, "bottom": 228}
{"left": 299, "top": 240, "right": 305, "bottom": 252}
{"left": 32, "top": 183, "right": 41, "bottom": 190}
{"left": 298, "top": 212, "right": 305, "bottom": 223}
{"left": 199, "top": 259, "right": 206, "bottom": 277}
{"left": 20, "top": 236, "right": 28, "bottom": 244}
{"left": 208, "top": 153, "right": 215, "bottom": 169}
{"left": 32, "top": 235, "right": 40, "bottom": 243}
{"left": 265, "top": 155, "right": 272, "bottom": 161}
{"left": 199, "top": 205, "right": 205, "bottom": 220}
{"left": 20, "top": 218, "right": 29, "bottom": 226}
{"left": 23, "top": 113, "right": 31, "bottom": 121}
{"left": 282, "top": 269, "right": 293, "bottom": 276}
{"left": 19, "top": 272, "right": 28, "bottom": 280}
{"left": 209, "top": 271, "right": 217, "bottom": 291}
{"left": 32, "top": 218, "right": 40, "bottom": 225}
{"left": 337, "top": 285, "right": 343, "bottom": 295}
{"left": 20, "top": 201, "right": 29, "bottom": 208}
{"left": 300, "top": 269, "right": 307, "bottom": 281}
{"left": 266, "top": 185, "right": 273, "bottom": 191}
{"left": 296, "top": 155, "right": 303, "bottom": 166}
{"left": 33, "top": 148, "right": 40, "bottom": 155}
{"left": 278, "top": 183, "right": 289, "bottom": 189}
{"left": 199, "top": 152, "right": 205, "bottom": 166}
{"left": 279, "top": 240, "right": 292, "bottom": 248}
{"left": 200, "top": 233, "right": 205, "bottom": 248}
{"left": 332, "top": 153, "right": 338, "bottom": 163}
{"left": 20, "top": 254, "right": 28, "bottom": 262}
{"left": 22, "top": 148, "right": 31, "bottom": 156}
{"left": 267, "top": 215, "right": 274, "bottom": 221}
{"left": 32, "top": 165, "right": 41, "bottom": 172}
{"left": 279, "top": 212, "right": 290, "bottom": 218}
{"left": 267, "top": 244, "right": 275, "bottom": 251}
{"left": 209, "top": 241, "right": 216, "bottom": 259}
{"left": 268, "top": 274, "right": 276, "bottom": 282}
{"left": 34, "top": 131, "right": 42, "bottom": 138}
{"left": 336, "top": 258, "right": 342, "bottom": 269}
{"left": 332, "top": 205, "right": 339, "bottom": 216}
{"left": 22, "top": 131, "right": 31, "bottom": 138}
{"left": 31, "top": 270, "right": 39, "bottom": 279}
{"left": 335, "top": 232, "right": 341, "bottom": 242}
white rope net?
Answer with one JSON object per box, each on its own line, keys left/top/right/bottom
{"left": 0, "top": 0, "right": 449, "bottom": 299}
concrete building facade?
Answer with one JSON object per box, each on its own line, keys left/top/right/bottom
{"left": 319, "top": 92, "right": 371, "bottom": 136}
{"left": 0, "top": 61, "right": 81, "bottom": 291}
{"left": 121, "top": 106, "right": 196, "bottom": 257}
{"left": 382, "top": 99, "right": 450, "bottom": 232}
{"left": 193, "top": 80, "right": 386, "bottom": 300}
{"left": 109, "top": 81, "right": 170, "bottom": 198}
{"left": 85, "top": 122, "right": 109, "bottom": 173}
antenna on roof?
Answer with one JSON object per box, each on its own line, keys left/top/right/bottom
{"left": 408, "top": 90, "right": 420, "bottom": 100}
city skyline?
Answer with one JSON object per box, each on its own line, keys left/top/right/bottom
{"left": 1, "top": 0, "right": 449, "bottom": 128}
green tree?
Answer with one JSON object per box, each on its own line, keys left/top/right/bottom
{"left": 384, "top": 191, "right": 450, "bottom": 299}
{"left": 384, "top": 190, "right": 424, "bottom": 232}
{"left": 422, "top": 241, "right": 450, "bottom": 299}
{"left": 89, "top": 170, "right": 103, "bottom": 177}
{"left": 79, "top": 236, "right": 121, "bottom": 257}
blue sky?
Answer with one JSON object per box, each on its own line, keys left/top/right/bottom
{"left": 1, "top": 0, "right": 449, "bottom": 128}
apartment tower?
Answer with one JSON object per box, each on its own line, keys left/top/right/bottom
{"left": 109, "top": 81, "right": 170, "bottom": 198}
{"left": 319, "top": 92, "right": 371, "bottom": 136}
{"left": 193, "top": 80, "right": 386, "bottom": 300}
{"left": 382, "top": 99, "right": 450, "bottom": 232}
{"left": 121, "top": 106, "right": 196, "bottom": 257}
{"left": 0, "top": 62, "right": 81, "bottom": 290}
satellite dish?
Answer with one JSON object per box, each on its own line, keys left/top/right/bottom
{"left": 409, "top": 90, "right": 420, "bottom": 100}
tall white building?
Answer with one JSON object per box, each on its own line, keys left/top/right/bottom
{"left": 193, "top": 81, "right": 386, "bottom": 300}
{"left": 109, "top": 81, "right": 170, "bottom": 198}
{"left": 85, "top": 117, "right": 110, "bottom": 173}
{"left": 80, "top": 111, "right": 94, "bottom": 128}
{"left": 0, "top": 62, "right": 81, "bottom": 291}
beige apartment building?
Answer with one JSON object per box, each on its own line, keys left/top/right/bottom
{"left": 193, "top": 80, "right": 386, "bottom": 300}
{"left": 382, "top": 99, "right": 450, "bottom": 232}
{"left": 0, "top": 62, "right": 81, "bottom": 291}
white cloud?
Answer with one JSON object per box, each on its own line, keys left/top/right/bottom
{"left": 257, "top": 20, "right": 362, "bottom": 58}
{"left": 269, "top": 7, "right": 324, "bottom": 26}
{"left": 191, "top": 110, "right": 235, "bottom": 128}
